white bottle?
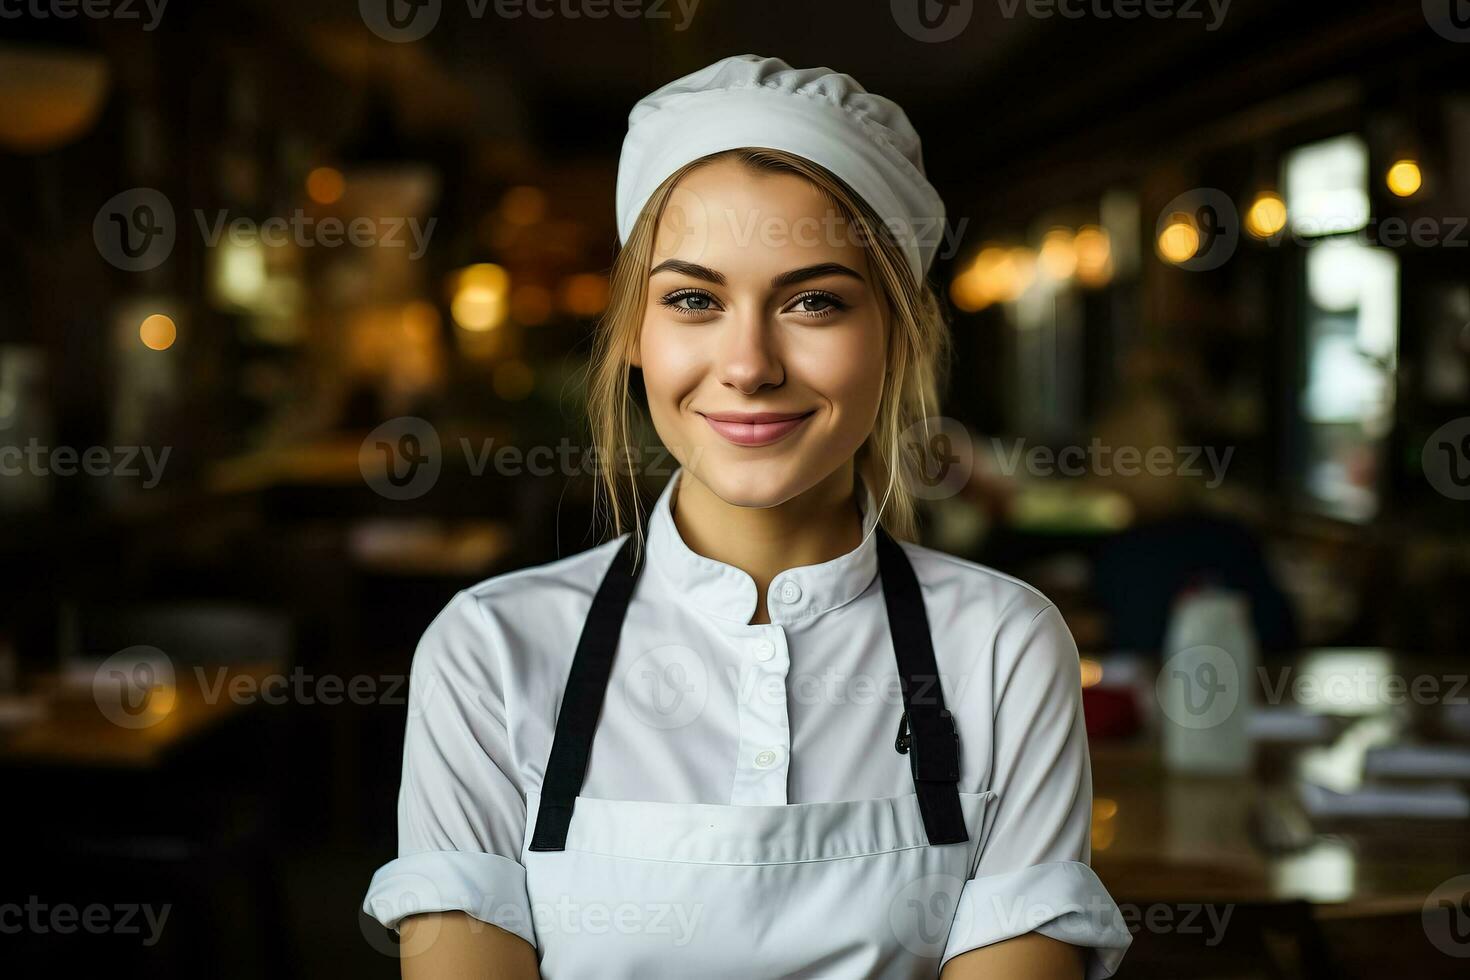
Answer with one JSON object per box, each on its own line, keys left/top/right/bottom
{"left": 1155, "top": 587, "right": 1257, "bottom": 774}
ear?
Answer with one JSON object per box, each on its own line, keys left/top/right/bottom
{"left": 629, "top": 340, "right": 641, "bottom": 369}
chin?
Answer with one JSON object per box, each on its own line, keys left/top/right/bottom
{"left": 683, "top": 451, "right": 813, "bottom": 510}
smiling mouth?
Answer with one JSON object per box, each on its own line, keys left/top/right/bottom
{"left": 697, "top": 410, "right": 816, "bottom": 447}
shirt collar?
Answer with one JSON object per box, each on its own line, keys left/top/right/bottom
{"left": 645, "top": 465, "right": 882, "bottom": 625}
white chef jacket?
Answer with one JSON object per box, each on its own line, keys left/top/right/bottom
{"left": 364, "top": 465, "right": 1131, "bottom": 977}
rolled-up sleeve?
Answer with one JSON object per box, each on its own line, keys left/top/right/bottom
{"left": 941, "top": 601, "right": 1131, "bottom": 978}
{"left": 362, "top": 589, "right": 537, "bottom": 950}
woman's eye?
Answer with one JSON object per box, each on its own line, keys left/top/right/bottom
{"left": 788, "top": 291, "right": 847, "bottom": 317}
{"left": 661, "top": 290, "right": 718, "bottom": 314}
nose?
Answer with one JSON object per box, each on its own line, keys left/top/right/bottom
{"left": 713, "top": 306, "right": 784, "bottom": 393}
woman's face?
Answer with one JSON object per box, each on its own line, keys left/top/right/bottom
{"left": 631, "top": 157, "right": 888, "bottom": 508}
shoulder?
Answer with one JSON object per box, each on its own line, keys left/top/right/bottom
{"left": 895, "top": 537, "right": 1056, "bottom": 630}
{"left": 894, "top": 538, "right": 1078, "bottom": 688}
{"left": 460, "top": 531, "right": 631, "bottom": 615}
{"left": 412, "top": 533, "right": 632, "bottom": 680}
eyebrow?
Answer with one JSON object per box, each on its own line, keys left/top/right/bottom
{"left": 648, "top": 260, "right": 866, "bottom": 290}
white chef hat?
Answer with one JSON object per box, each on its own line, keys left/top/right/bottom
{"left": 615, "top": 54, "right": 946, "bottom": 284}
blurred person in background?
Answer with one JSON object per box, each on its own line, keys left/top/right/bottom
{"left": 1088, "top": 383, "right": 1299, "bottom": 658}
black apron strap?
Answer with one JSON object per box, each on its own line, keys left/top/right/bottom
{"left": 528, "top": 532, "right": 645, "bottom": 852}
{"left": 529, "top": 517, "right": 966, "bottom": 851}
{"left": 875, "top": 525, "right": 968, "bottom": 845}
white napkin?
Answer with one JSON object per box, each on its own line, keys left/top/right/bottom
{"left": 1363, "top": 744, "right": 1470, "bottom": 780}
{"left": 1298, "top": 778, "right": 1470, "bottom": 819}
{"left": 1248, "top": 706, "right": 1337, "bottom": 743}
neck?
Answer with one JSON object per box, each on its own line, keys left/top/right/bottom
{"left": 672, "top": 463, "right": 865, "bottom": 625}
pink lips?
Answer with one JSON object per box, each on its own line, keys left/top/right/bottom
{"left": 699, "top": 410, "right": 815, "bottom": 447}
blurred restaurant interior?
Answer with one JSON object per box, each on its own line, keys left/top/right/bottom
{"left": 3, "top": 0, "right": 1470, "bottom": 976}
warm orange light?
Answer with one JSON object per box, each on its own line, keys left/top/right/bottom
{"left": 949, "top": 244, "right": 1038, "bottom": 312}
{"left": 450, "top": 263, "right": 510, "bottom": 331}
{"left": 1385, "top": 159, "right": 1422, "bottom": 197}
{"left": 0, "top": 47, "right": 110, "bottom": 153}
{"left": 949, "top": 246, "right": 1005, "bottom": 312}
{"left": 1002, "top": 247, "right": 1037, "bottom": 299}
{"left": 1080, "top": 657, "right": 1104, "bottom": 688}
{"left": 560, "top": 273, "right": 609, "bottom": 317}
{"left": 1157, "top": 213, "right": 1200, "bottom": 264}
{"left": 1245, "top": 191, "right": 1287, "bottom": 239}
{"left": 402, "top": 300, "right": 440, "bottom": 341}
{"left": 139, "top": 314, "right": 177, "bottom": 350}
{"left": 1091, "top": 797, "right": 1118, "bottom": 851}
{"left": 306, "top": 166, "right": 345, "bottom": 205}
{"left": 1038, "top": 228, "right": 1078, "bottom": 280}
{"left": 500, "top": 185, "right": 547, "bottom": 226}
{"left": 1074, "top": 225, "right": 1113, "bottom": 287}
{"left": 511, "top": 284, "right": 554, "bottom": 325}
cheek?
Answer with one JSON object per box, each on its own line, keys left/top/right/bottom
{"left": 791, "top": 318, "right": 886, "bottom": 408}
{"left": 637, "top": 316, "right": 703, "bottom": 399}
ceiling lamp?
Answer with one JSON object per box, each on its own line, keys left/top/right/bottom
{"left": 0, "top": 42, "right": 110, "bottom": 153}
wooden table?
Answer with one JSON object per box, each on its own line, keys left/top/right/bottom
{"left": 1090, "top": 739, "right": 1470, "bottom": 914}
{"left": 1086, "top": 649, "right": 1470, "bottom": 914}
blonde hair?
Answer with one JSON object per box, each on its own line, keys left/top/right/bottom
{"left": 583, "top": 148, "right": 953, "bottom": 564}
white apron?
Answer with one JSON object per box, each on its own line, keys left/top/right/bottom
{"left": 521, "top": 524, "right": 985, "bottom": 977}
{"left": 520, "top": 787, "right": 993, "bottom": 977}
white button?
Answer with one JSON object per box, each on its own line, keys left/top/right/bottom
{"left": 753, "top": 749, "right": 778, "bottom": 768}
{"left": 752, "top": 640, "right": 775, "bottom": 662}
{"left": 778, "top": 580, "right": 802, "bottom": 604}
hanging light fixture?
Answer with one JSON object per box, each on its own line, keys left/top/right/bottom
{"left": 0, "top": 41, "right": 110, "bottom": 154}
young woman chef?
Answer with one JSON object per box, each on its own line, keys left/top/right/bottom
{"left": 363, "top": 54, "right": 1132, "bottom": 980}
